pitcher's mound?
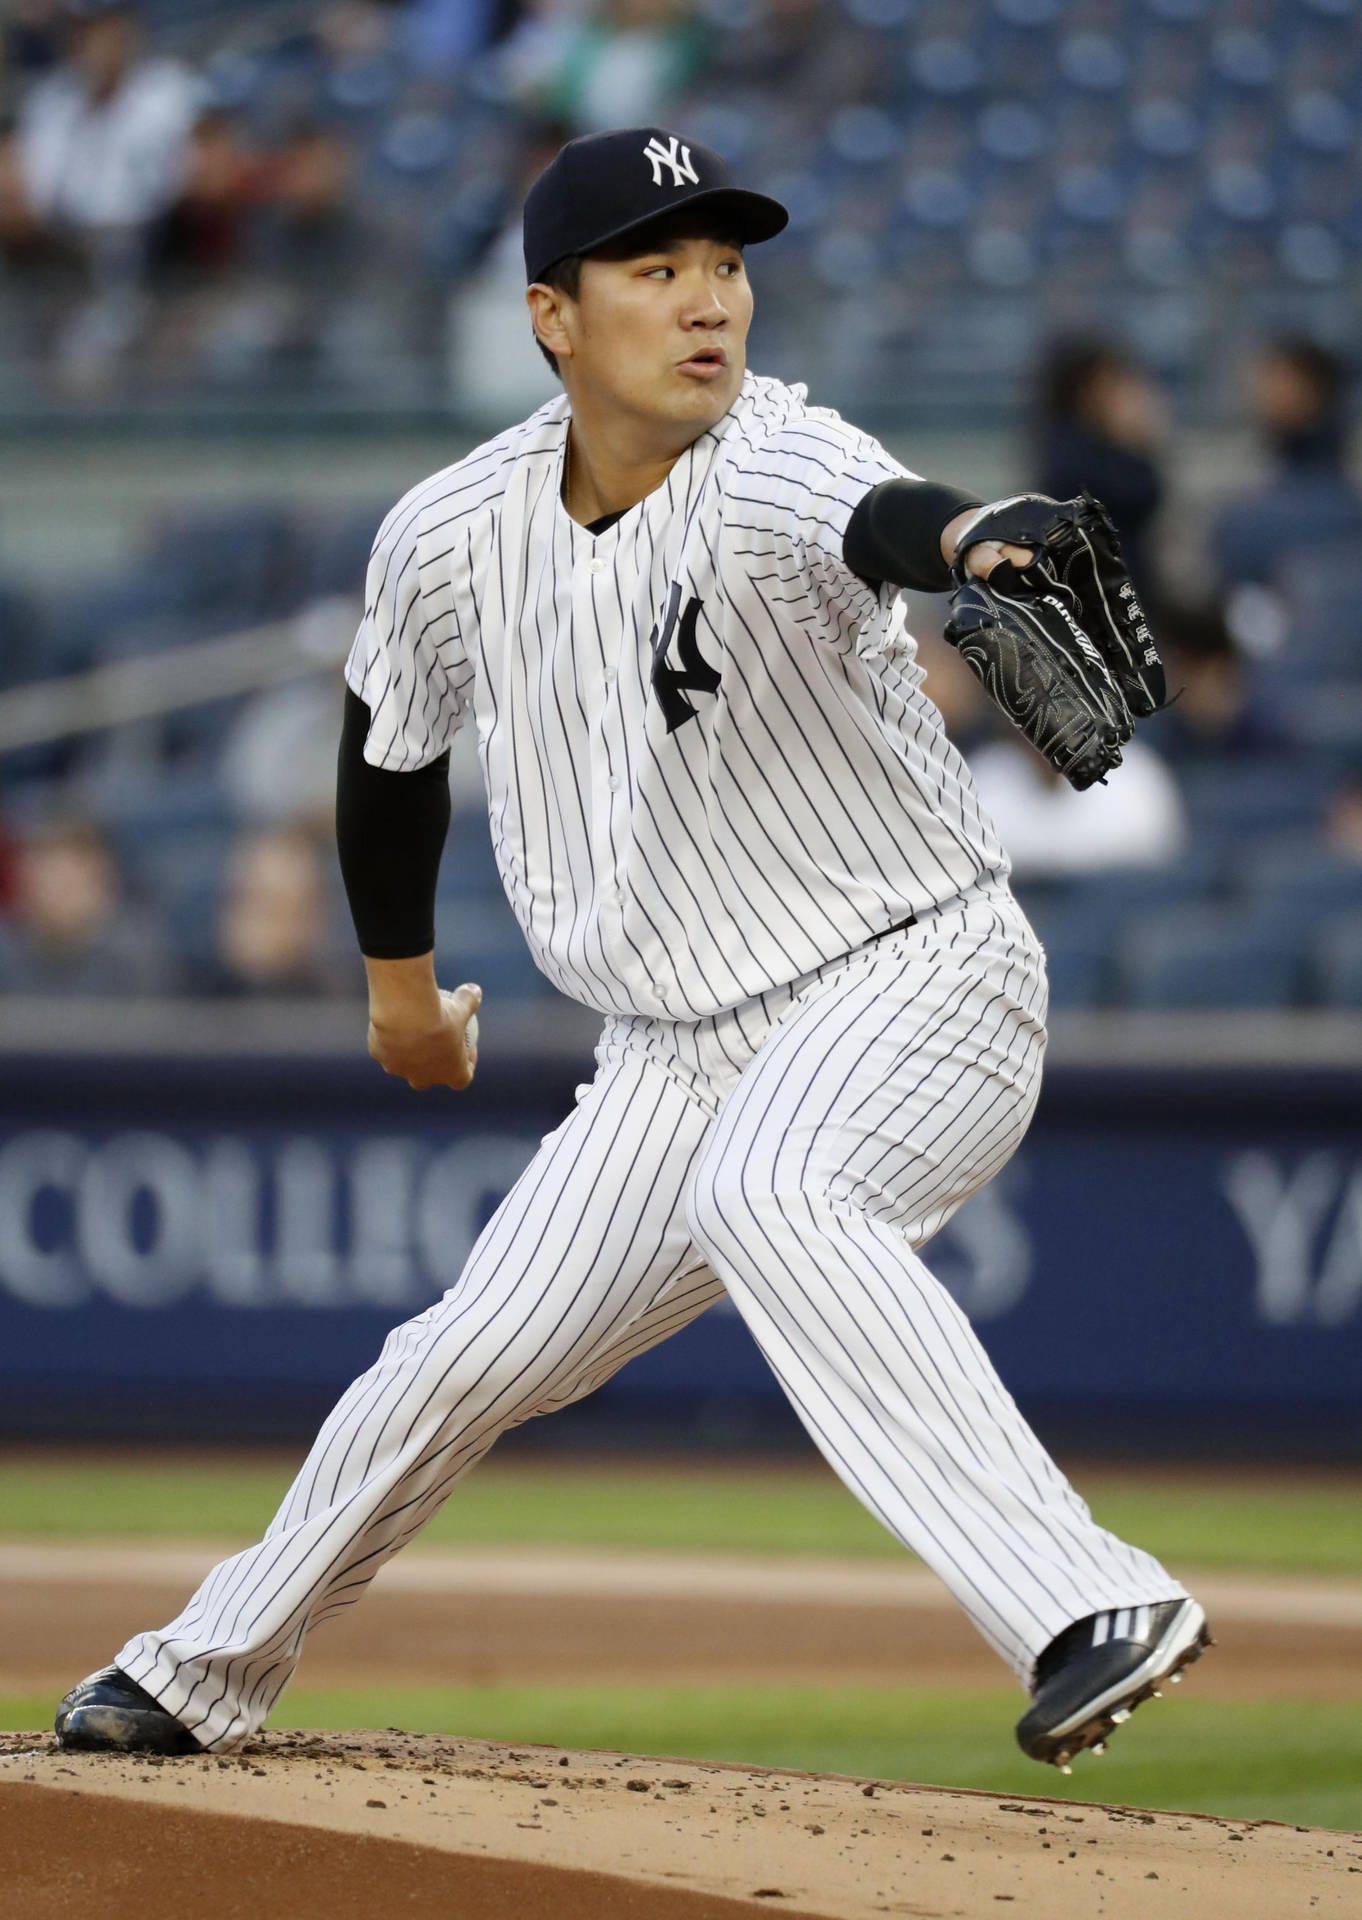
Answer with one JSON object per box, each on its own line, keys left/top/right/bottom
{"left": 0, "top": 1729, "right": 1355, "bottom": 1918}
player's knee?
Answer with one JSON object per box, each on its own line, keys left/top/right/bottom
{"left": 685, "top": 1151, "right": 733, "bottom": 1259}
{"left": 368, "top": 1309, "right": 562, "bottom": 1431}
{"left": 687, "top": 1141, "right": 787, "bottom": 1260}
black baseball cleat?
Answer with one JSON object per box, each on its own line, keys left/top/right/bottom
{"left": 55, "top": 1666, "right": 201, "bottom": 1755}
{"left": 1016, "top": 1597, "right": 1211, "bottom": 1771}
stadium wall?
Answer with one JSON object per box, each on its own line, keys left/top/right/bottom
{"left": 1, "top": 1004, "right": 1359, "bottom": 1456}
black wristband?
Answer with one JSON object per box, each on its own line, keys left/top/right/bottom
{"left": 843, "top": 479, "right": 984, "bottom": 594}
{"left": 336, "top": 687, "right": 452, "bottom": 960}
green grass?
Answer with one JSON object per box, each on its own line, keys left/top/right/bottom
{"left": 6, "top": 1460, "right": 1356, "bottom": 1833}
{"left": 1, "top": 1456, "right": 1359, "bottom": 1576}
{"left": 3, "top": 1684, "right": 1357, "bottom": 1831}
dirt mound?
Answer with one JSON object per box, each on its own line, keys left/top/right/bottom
{"left": 0, "top": 1780, "right": 820, "bottom": 1920}
{"left": 1, "top": 1729, "right": 1357, "bottom": 1918}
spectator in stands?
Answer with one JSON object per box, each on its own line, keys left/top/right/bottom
{"left": 0, "top": 0, "right": 201, "bottom": 391}
{"left": 1325, "top": 771, "right": 1362, "bottom": 867}
{"left": 192, "top": 114, "right": 367, "bottom": 384}
{"left": 502, "top": 0, "right": 701, "bottom": 135}
{"left": 221, "top": 675, "right": 348, "bottom": 833}
{"left": 0, "top": 817, "right": 171, "bottom": 994}
{"left": 0, "top": 581, "right": 42, "bottom": 691}
{"left": 447, "top": 116, "right": 568, "bottom": 417}
{"left": 1212, "top": 337, "right": 1362, "bottom": 589}
{"left": 1032, "top": 336, "right": 1168, "bottom": 600}
{"left": 150, "top": 107, "right": 261, "bottom": 285}
{"left": 1, "top": 5, "right": 62, "bottom": 81}
{"left": 401, "top": 0, "right": 520, "bottom": 74}
{"left": 968, "top": 734, "right": 1187, "bottom": 882}
{"left": 142, "top": 106, "right": 266, "bottom": 379}
{"left": 0, "top": 812, "right": 19, "bottom": 914}
{"left": 314, "top": 0, "right": 401, "bottom": 68}
{"left": 1151, "top": 598, "right": 1289, "bottom": 767}
{"left": 209, "top": 825, "right": 354, "bottom": 997}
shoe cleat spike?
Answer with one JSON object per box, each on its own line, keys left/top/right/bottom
{"left": 1169, "top": 1672, "right": 1182, "bottom": 1684}
{"left": 1110, "top": 1708, "right": 1131, "bottom": 1724}
{"left": 1092, "top": 1741, "right": 1106, "bottom": 1756}
{"left": 1058, "top": 1764, "right": 1072, "bottom": 1776}
{"left": 1151, "top": 1688, "right": 1162, "bottom": 1699}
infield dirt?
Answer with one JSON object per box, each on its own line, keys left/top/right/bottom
{"left": 3, "top": 1726, "right": 1359, "bottom": 1919}
{"left": 4, "top": 1539, "right": 1362, "bottom": 1914}
{"left": 4, "top": 1539, "right": 1362, "bottom": 1699}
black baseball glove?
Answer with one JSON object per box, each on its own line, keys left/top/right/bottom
{"left": 942, "top": 492, "right": 1165, "bottom": 792}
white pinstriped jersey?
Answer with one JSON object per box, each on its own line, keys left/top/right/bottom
{"left": 345, "top": 371, "right": 1009, "bottom": 1020}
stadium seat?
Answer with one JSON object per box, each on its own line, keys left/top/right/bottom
{"left": 0, "top": 583, "right": 40, "bottom": 692}
{"left": 144, "top": 504, "right": 295, "bottom": 627}
{"left": 1010, "top": 884, "right": 1112, "bottom": 1008}
{"left": 1118, "top": 904, "right": 1304, "bottom": 1009}
{"left": 1275, "top": 544, "right": 1362, "bottom": 680}
{"left": 1179, "top": 763, "right": 1334, "bottom": 843}
{"left": 1312, "top": 912, "right": 1362, "bottom": 1009}
{"left": 71, "top": 506, "right": 296, "bottom": 665}
{"left": 1034, "top": 927, "right": 1110, "bottom": 1008}
{"left": 1232, "top": 835, "right": 1362, "bottom": 923}
{"left": 300, "top": 503, "right": 393, "bottom": 602}
{"left": 433, "top": 897, "right": 552, "bottom": 999}
{"left": 1279, "top": 680, "right": 1362, "bottom": 759}
{"left": 101, "top": 774, "right": 231, "bottom": 850}
{"left": 1054, "top": 861, "right": 1222, "bottom": 938}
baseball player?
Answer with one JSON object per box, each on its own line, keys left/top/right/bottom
{"left": 57, "top": 128, "right": 1209, "bottom": 1773}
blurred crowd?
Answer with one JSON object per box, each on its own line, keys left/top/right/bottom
{"left": 0, "top": 0, "right": 1359, "bottom": 1009}
{"left": 0, "top": 321, "right": 1358, "bottom": 1010}
{"left": 1, "top": 0, "right": 1361, "bottom": 411}
{"left": 911, "top": 328, "right": 1362, "bottom": 1010}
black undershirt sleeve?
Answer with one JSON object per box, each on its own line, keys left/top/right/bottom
{"left": 336, "top": 686, "right": 452, "bottom": 960}
{"left": 842, "top": 478, "right": 984, "bottom": 594}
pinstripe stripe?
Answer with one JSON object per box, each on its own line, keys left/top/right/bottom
{"left": 118, "top": 906, "right": 1186, "bottom": 1743}
{"left": 112, "top": 381, "right": 1192, "bottom": 1748}
{"left": 342, "top": 371, "right": 1007, "bottom": 1019}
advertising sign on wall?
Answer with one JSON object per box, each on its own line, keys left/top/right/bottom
{"left": 1, "top": 1052, "right": 1358, "bottom": 1444}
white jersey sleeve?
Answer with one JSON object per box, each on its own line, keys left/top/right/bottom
{"left": 721, "top": 409, "right": 922, "bottom": 655}
{"left": 344, "top": 483, "right": 474, "bottom": 771}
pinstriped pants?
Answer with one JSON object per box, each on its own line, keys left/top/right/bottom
{"left": 117, "top": 887, "right": 1185, "bottom": 1750}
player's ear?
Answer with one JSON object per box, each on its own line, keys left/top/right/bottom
{"left": 527, "top": 283, "right": 572, "bottom": 365}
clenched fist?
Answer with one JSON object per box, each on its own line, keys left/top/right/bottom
{"left": 364, "top": 956, "right": 482, "bottom": 1092}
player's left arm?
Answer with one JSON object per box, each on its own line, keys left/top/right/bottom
{"left": 843, "top": 479, "right": 1165, "bottom": 790}
{"left": 842, "top": 478, "right": 1030, "bottom": 591}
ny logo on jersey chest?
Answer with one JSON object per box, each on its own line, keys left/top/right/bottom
{"left": 650, "top": 582, "right": 719, "bottom": 733}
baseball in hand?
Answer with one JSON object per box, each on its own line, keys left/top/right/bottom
{"left": 445, "top": 983, "right": 480, "bottom": 1082}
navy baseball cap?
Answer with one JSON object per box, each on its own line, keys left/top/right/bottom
{"left": 523, "top": 127, "right": 788, "bottom": 286}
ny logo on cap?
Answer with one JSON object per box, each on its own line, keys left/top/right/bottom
{"left": 643, "top": 135, "right": 699, "bottom": 189}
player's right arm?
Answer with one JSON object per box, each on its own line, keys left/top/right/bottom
{"left": 337, "top": 484, "right": 479, "bottom": 1092}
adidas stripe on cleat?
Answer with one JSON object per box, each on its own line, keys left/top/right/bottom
{"left": 1016, "top": 1597, "right": 1212, "bottom": 1768}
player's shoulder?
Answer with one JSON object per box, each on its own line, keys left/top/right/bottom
{"left": 720, "top": 374, "right": 902, "bottom": 486}
{"left": 372, "top": 394, "right": 571, "bottom": 559}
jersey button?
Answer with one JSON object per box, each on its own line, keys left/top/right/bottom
{"left": 608, "top": 775, "right": 621, "bottom": 792}
{"left": 602, "top": 667, "right": 617, "bottom": 684}
{"left": 589, "top": 557, "right": 607, "bottom": 574}
{"left": 652, "top": 977, "right": 670, "bottom": 999}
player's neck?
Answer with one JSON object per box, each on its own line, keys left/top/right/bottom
{"left": 560, "top": 412, "right": 702, "bottom": 528}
